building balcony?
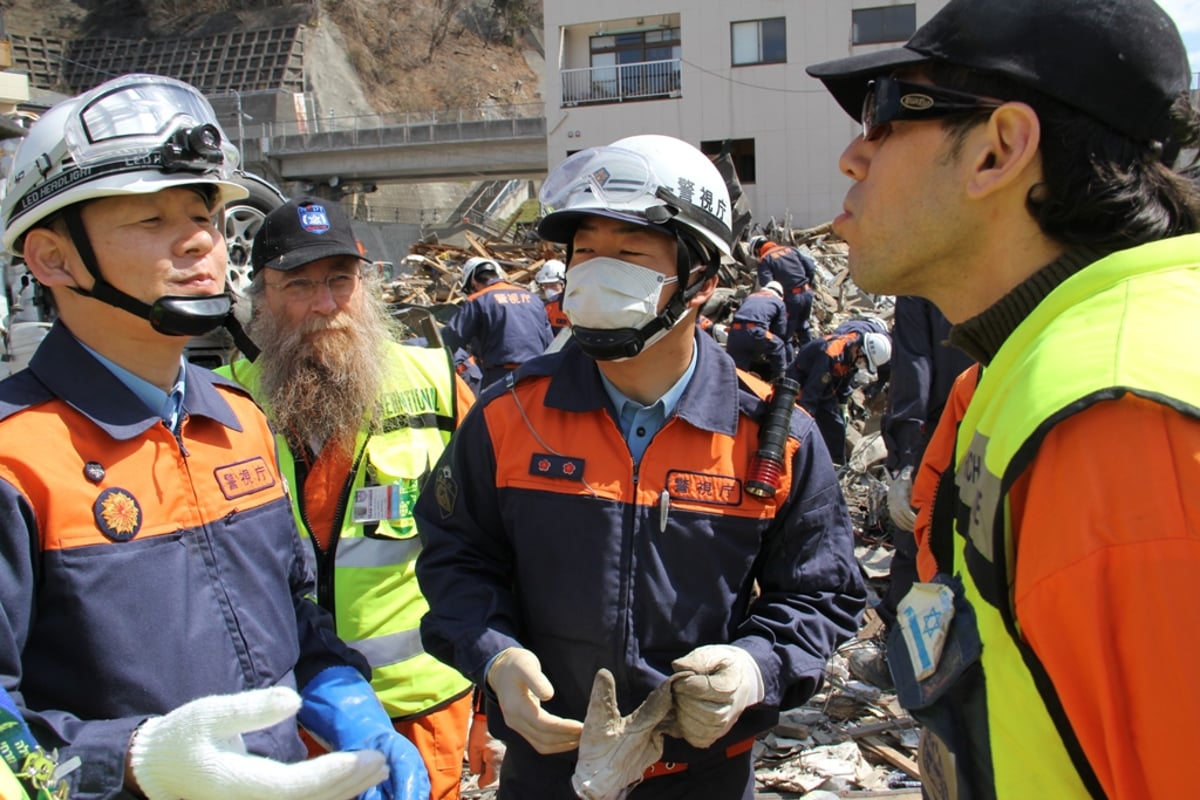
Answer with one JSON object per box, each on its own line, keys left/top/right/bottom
{"left": 561, "top": 58, "right": 681, "bottom": 107}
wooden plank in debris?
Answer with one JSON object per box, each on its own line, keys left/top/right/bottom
{"left": 859, "top": 734, "right": 921, "bottom": 781}
{"left": 465, "top": 231, "right": 492, "bottom": 258}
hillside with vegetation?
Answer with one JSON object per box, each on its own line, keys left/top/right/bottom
{"left": 0, "top": 0, "right": 543, "bottom": 112}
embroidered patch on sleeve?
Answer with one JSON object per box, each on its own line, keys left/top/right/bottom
{"left": 434, "top": 465, "right": 458, "bottom": 519}
{"left": 529, "top": 453, "right": 585, "bottom": 481}
{"left": 665, "top": 470, "right": 742, "bottom": 506}
{"left": 214, "top": 457, "right": 278, "bottom": 500}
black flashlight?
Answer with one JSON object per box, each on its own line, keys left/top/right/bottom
{"left": 746, "top": 377, "right": 801, "bottom": 498}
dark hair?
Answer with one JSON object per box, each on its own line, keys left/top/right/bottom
{"left": 925, "top": 62, "right": 1200, "bottom": 249}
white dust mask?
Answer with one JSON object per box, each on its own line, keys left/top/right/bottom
{"left": 562, "top": 257, "right": 678, "bottom": 330}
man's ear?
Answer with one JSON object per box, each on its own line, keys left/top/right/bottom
{"left": 965, "top": 102, "right": 1042, "bottom": 200}
{"left": 21, "top": 227, "right": 82, "bottom": 288}
{"left": 686, "top": 272, "right": 718, "bottom": 309}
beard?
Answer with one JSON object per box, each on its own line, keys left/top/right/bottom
{"left": 248, "top": 289, "right": 397, "bottom": 451}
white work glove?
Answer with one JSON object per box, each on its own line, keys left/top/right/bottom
{"left": 486, "top": 647, "right": 583, "bottom": 754}
{"left": 669, "top": 645, "right": 764, "bottom": 749}
{"left": 467, "top": 710, "right": 505, "bottom": 788}
{"left": 129, "top": 687, "right": 388, "bottom": 800}
{"left": 887, "top": 466, "right": 917, "bottom": 532}
{"left": 571, "top": 669, "right": 681, "bottom": 800}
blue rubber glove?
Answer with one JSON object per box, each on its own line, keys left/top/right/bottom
{"left": 298, "top": 667, "right": 431, "bottom": 800}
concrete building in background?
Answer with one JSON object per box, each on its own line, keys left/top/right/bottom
{"left": 543, "top": 0, "right": 940, "bottom": 230}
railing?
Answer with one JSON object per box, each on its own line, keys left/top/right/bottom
{"left": 561, "top": 58, "right": 682, "bottom": 106}
{"left": 256, "top": 102, "right": 547, "bottom": 154}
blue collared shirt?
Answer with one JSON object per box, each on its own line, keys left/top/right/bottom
{"left": 80, "top": 342, "right": 187, "bottom": 433}
{"left": 598, "top": 347, "right": 698, "bottom": 465}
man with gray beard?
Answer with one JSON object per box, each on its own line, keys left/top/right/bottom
{"left": 220, "top": 197, "right": 478, "bottom": 800}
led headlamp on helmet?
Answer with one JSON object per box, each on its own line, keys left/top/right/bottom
{"left": 1, "top": 74, "right": 257, "bottom": 349}
{"left": 536, "top": 134, "right": 733, "bottom": 360}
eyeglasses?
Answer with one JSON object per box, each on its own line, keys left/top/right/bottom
{"left": 861, "top": 77, "right": 1005, "bottom": 141}
{"left": 266, "top": 272, "right": 360, "bottom": 301}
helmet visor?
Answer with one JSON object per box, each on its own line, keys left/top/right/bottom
{"left": 65, "top": 75, "right": 238, "bottom": 175}
{"left": 539, "top": 146, "right": 664, "bottom": 213}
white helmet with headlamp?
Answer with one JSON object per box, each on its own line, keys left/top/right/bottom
{"left": 0, "top": 74, "right": 254, "bottom": 346}
{"left": 536, "top": 134, "right": 733, "bottom": 360}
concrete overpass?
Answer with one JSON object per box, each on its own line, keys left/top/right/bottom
{"left": 230, "top": 101, "right": 549, "bottom": 187}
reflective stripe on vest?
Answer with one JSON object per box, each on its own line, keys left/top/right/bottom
{"left": 943, "top": 235, "right": 1200, "bottom": 798}
{"left": 220, "top": 341, "right": 471, "bottom": 717}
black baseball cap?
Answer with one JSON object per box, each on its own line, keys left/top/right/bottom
{"left": 251, "top": 197, "right": 367, "bottom": 277}
{"left": 806, "top": 0, "right": 1190, "bottom": 144}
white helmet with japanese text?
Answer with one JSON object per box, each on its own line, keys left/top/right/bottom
{"left": 0, "top": 74, "right": 255, "bottom": 346}
{"left": 537, "top": 134, "right": 732, "bottom": 261}
{"left": 2, "top": 73, "right": 246, "bottom": 256}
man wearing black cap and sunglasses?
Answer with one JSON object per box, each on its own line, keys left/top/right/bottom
{"left": 807, "top": 1, "right": 1200, "bottom": 797}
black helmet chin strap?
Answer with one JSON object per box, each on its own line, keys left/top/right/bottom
{"left": 61, "top": 204, "right": 261, "bottom": 360}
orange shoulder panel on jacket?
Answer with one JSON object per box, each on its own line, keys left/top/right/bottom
{"left": 481, "top": 374, "right": 789, "bottom": 520}
{"left": 454, "top": 374, "right": 475, "bottom": 423}
{"left": 0, "top": 389, "right": 286, "bottom": 552}
{"left": 912, "top": 363, "right": 980, "bottom": 581}
{"left": 1009, "top": 393, "right": 1200, "bottom": 799}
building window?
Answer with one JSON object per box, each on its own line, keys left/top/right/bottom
{"left": 701, "top": 138, "right": 756, "bottom": 185}
{"left": 584, "top": 27, "right": 682, "bottom": 101}
{"left": 852, "top": 5, "right": 916, "bottom": 45}
{"left": 590, "top": 28, "right": 681, "bottom": 71}
{"left": 731, "top": 18, "right": 786, "bottom": 67}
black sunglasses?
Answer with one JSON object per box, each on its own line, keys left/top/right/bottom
{"left": 861, "top": 77, "right": 1005, "bottom": 141}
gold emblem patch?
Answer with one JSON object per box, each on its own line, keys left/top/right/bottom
{"left": 93, "top": 488, "right": 142, "bottom": 541}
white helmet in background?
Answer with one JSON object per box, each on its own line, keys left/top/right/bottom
{"left": 2, "top": 73, "right": 247, "bottom": 255}
{"left": 461, "top": 256, "right": 505, "bottom": 290}
{"left": 535, "top": 259, "right": 566, "bottom": 286}
{"left": 763, "top": 281, "right": 784, "bottom": 297}
{"left": 862, "top": 332, "right": 892, "bottom": 373}
{"left": 537, "top": 134, "right": 733, "bottom": 260}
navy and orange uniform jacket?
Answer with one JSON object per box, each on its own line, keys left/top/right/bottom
{"left": 731, "top": 290, "right": 788, "bottom": 338}
{"left": 414, "top": 331, "right": 865, "bottom": 778}
{"left": 0, "top": 323, "right": 368, "bottom": 800}
{"left": 542, "top": 295, "right": 570, "bottom": 336}
{"left": 756, "top": 245, "right": 816, "bottom": 295}
{"left": 789, "top": 332, "right": 862, "bottom": 409}
{"left": 441, "top": 279, "right": 554, "bottom": 373}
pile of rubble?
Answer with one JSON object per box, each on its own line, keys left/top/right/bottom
{"left": 406, "top": 225, "right": 919, "bottom": 799}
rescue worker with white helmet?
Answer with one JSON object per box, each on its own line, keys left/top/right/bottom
{"left": 725, "top": 280, "right": 790, "bottom": 381}
{"left": 534, "top": 258, "right": 570, "bottom": 335}
{"left": 788, "top": 327, "right": 893, "bottom": 464}
{"left": 534, "top": 259, "right": 566, "bottom": 299}
{"left": 441, "top": 255, "right": 553, "bottom": 388}
{"left": 0, "top": 74, "right": 428, "bottom": 800}
{"left": 415, "top": 133, "right": 864, "bottom": 798}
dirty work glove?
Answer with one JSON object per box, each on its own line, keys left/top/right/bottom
{"left": 467, "top": 709, "right": 504, "bottom": 788}
{"left": 297, "top": 666, "right": 431, "bottom": 800}
{"left": 669, "top": 645, "right": 764, "bottom": 749}
{"left": 128, "top": 687, "right": 388, "bottom": 800}
{"left": 486, "top": 647, "right": 583, "bottom": 754}
{"left": 571, "top": 669, "right": 682, "bottom": 800}
{"left": 887, "top": 466, "right": 916, "bottom": 532}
